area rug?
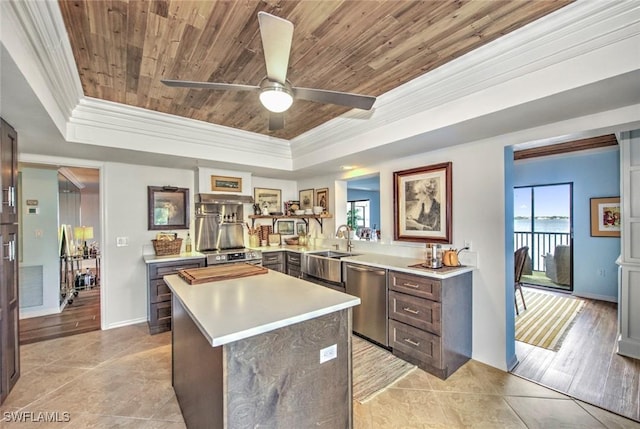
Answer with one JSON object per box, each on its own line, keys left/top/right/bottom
{"left": 515, "top": 289, "right": 585, "bottom": 351}
{"left": 352, "top": 335, "right": 416, "bottom": 403}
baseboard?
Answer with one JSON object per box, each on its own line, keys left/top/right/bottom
{"left": 103, "top": 316, "right": 147, "bottom": 330}
{"left": 507, "top": 353, "right": 519, "bottom": 372}
{"left": 572, "top": 292, "right": 617, "bottom": 303}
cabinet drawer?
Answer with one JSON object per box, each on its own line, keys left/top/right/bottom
{"left": 149, "top": 301, "right": 172, "bottom": 328}
{"left": 262, "top": 252, "right": 284, "bottom": 264}
{"left": 149, "top": 260, "right": 205, "bottom": 280}
{"left": 389, "top": 319, "right": 442, "bottom": 369}
{"left": 389, "top": 291, "right": 441, "bottom": 335}
{"left": 390, "top": 271, "right": 441, "bottom": 301}
{"left": 150, "top": 279, "right": 172, "bottom": 303}
{"left": 288, "top": 268, "right": 302, "bottom": 278}
{"left": 286, "top": 252, "right": 301, "bottom": 266}
{"left": 264, "top": 263, "right": 284, "bottom": 273}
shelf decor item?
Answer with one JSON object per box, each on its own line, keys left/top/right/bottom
{"left": 299, "top": 189, "right": 314, "bottom": 210}
{"left": 590, "top": 196, "right": 620, "bottom": 237}
{"left": 277, "top": 220, "right": 295, "bottom": 235}
{"left": 393, "top": 162, "right": 452, "bottom": 243}
{"left": 148, "top": 186, "right": 189, "bottom": 230}
{"left": 315, "top": 187, "right": 329, "bottom": 212}
{"left": 254, "top": 188, "right": 282, "bottom": 214}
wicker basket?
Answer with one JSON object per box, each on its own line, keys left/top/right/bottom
{"left": 152, "top": 238, "right": 183, "bottom": 256}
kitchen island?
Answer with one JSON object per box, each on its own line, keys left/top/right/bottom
{"left": 164, "top": 269, "right": 360, "bottom": 429}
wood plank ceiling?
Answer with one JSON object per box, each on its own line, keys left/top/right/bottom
{"left": 58, "top": 0, "right": 573, "bottom": 140}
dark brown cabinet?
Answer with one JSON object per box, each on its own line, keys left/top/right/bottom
{"left": 262, "top": 251, "right": 285, "bottom": 273}
{"left": 388, "top": 270, "right": 472, "bottom": 379}
{"left": 0, "top": 119, "right": 19, "bottom": 406}
{"left": 146, "top": 258, "right": 205, "bottom": 334}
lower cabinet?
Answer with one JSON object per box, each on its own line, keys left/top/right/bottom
{"left": 286, "top": 252, "right": 302, "bottom": 278}
{"left": 388, "top": 270, "right": 472, "bottom": 379}
{"left": 262, "top": 251, "right": 285, "bottom": 273}
{"left": 146, "top": 258, "right": 205, "bottom": 334}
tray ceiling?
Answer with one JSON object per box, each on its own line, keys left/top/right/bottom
{"left": 58, "top": 0, "right": 573, "bottom": 140}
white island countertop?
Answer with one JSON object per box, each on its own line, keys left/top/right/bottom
{"left": 341, "top": 253, "right": 473, "bottom": 279}
{"left": 164, "top": 270, "right": 360, "bottom": 347}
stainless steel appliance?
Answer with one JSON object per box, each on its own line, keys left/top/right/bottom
{"left": 195, "top": 193, "right": 253, "bottom": 252}
{"left": 344, "top": 263, "right": 388, "bottom": 347}
{"left": 204, "top": 248, "right": 262, "bottom": 266}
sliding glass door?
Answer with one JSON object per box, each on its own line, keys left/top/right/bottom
{"left": 514, "top": 183, "right": 573, "bottom": 291}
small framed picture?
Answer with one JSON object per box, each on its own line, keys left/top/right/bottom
{"left": 148, "top": 186, "right": 189, "bottom": 230}
{"left": 254, "top": 188, "right": 282, "bottom": 213}
{"left": 315, "top": 187, "right": 329, "bottom": 211}
{"left": 590, "top": 197, "right": 621, "bottom": 237}
{"left": 211, "top": 175, "right": 242, "bottom": 192}
{"left": 299, "top": 189, "right": 314, "bottom": 210}
{"left": 296, "top": 222, "right": 307, "bottom": 235}
{"left": 277, "top": 220, "right": 295, "bottom": 235}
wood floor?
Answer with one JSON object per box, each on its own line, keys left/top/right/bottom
{"left": 19, "top": 288, "right": 101, "bottom": 344}
{"left": 512, "top": 287, "right": 640, "bottom": 422}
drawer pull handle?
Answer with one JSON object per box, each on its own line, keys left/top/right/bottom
{"left": 403, "top": 338, "right": 420, "bottom": 347}
{"left": 403, "top": 307, "right": 419, "bottom": 315}
{"left": 402, "top": 282, "right": 420, "bottom": 288}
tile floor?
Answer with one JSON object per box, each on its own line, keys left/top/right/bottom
{"left": 1, "top": 323, "right": 638, "bottom": 428}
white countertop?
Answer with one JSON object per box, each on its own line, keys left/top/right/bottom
{"left": 341, "top": 253, "right": 473, "bottom": 279}
{"left": 165, "top": 271, "right": 360, "bottom": 347}
{"left": 143, "top": 252, "right": 206, "bottom": 264}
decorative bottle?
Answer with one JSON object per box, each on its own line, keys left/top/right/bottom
{"left": 185, "top": 233, "right": 192, "bottom": 253}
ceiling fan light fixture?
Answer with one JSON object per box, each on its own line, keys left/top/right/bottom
{"left": 259, "top": 80, "right": 293, "bottom": 113}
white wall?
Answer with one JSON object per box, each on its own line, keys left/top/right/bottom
{"left": 102, "top": 162, "right": 194, "bottom": 328}
{"left": 19, "top": 167, "right": 60, "bottom": 317}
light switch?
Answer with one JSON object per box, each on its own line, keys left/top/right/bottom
{"left": 116, "top": 237, "right": 129, "bottom": 247}
{"left": 35, "top": 229, "right": 43, "bottom": 238}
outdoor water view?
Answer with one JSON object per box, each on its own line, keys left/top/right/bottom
{"left": 514, "top": 184, "right": 572, "bottom": 290}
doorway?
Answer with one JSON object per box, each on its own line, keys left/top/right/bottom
{"left": 18, "top": 165, "right": 101, "bottom": 344}
{"left": 514, "top": 183, "right": 573, "bottom": 292}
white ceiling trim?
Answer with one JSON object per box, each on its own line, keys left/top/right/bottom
{"left": 290, "top": 1, "right": 640, "bottom": 157}
{"left": 3, "top": 0, "right": 639, "bottom": 173}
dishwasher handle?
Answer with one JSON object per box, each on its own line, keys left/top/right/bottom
{"left": 345, "top": 264, "right": 386, "bottom": 276}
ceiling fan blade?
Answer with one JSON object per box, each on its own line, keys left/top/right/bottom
{"left": 269, "top": 112, "right": 284, "bottom": 131}
{"left": 161, "top": 79, "right": 258, "bottom": 92}
{"left": 293, "top": 87, "right": 376, "bottom": 110}
{"left": 257, "top": 12, "right": 293, "bottom": 84}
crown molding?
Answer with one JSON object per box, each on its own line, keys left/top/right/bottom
{"left": 1, "top": 0, "right": 83, "bottom": 133}
{"left": 291, "top": 1, "right": 640, "bottom": 158}
{"left": 67, "top": 97, "right": 293, "bottom": 170}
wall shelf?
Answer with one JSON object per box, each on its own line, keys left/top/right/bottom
{"left": 249, "top": 214, "right": 333, "bottom": 233}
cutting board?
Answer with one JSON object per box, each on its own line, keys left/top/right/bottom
{"left": 178, "top": 263, "right": 268, "bottom": 285}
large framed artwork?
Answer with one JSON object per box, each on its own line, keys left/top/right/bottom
{"left": 393, "top": 162, "right": 452, "bottom": 243}
{"left": 590, "top": 197, "right": 620, "bottom": 237}
{"left": 254, "top": 188, "right": 282, "bottom": 213}
{"left": 211, "top": 175, "right": 242, "bottom": 192}
{"left": 148, "top": 186, "right": 189, "bottom": 230}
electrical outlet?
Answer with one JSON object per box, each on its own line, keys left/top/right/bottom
{"left": 320, "top": 344, "right": 337, "bottom": 364}
{"left": 463, "top": 240, "right": 472, "bottom": 251}
{"left": 116, "top": 237, "right": 129, "bottom": 247}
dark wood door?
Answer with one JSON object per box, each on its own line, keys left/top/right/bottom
{"left": 0, "top": 120, "right": 17, "bottom": 225}
{"left": 0, "top": 224, "right": 19, "bottom": 404}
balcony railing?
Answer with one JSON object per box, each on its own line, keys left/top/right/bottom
{"left": 514, "top": 231, "right": 571, "bottom": 271}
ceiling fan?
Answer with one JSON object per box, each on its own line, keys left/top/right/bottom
{"left": 161, "top": 12, "right": 376, "bottom": 131}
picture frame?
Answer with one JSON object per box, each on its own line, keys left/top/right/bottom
{"left": 393, "top": 162, "right": 452, "bottom": 243}
{"left": 299, "top": 189, "right": 314, "bottom": 210}
{"left": 277, "top": 220, "right": 295, "bottom": 235}
{"left": 211, "top": 175, "right": 242, "bottom": 192}
{"left": 148, "top": 186, "right": 189, "bottom": 230}
{"left": 590, "top": 197, "right": 621, "bottom": 237}
{"left": 254, "top": 188, "right": 282, "bottom": 213}
{"left": 296, "top": 222, "right": 307, "bottom": 235}
{"left": 315, "top": 187, "right": 329, "bottom": 211}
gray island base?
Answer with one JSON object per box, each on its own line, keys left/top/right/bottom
{"left": 165, "top": 271, "right": 359, "bottom": 429}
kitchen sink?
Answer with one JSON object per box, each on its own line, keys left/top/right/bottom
{"left": 307, "top": 251, "right": 360, "bottom": 259}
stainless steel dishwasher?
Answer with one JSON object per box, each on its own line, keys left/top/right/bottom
{"left": 344, "top": 262, "right": 388, "bottom": 346}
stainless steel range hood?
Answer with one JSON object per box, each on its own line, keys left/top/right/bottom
{"left": 197, "top": 193, "right": 254, "bottom": 204}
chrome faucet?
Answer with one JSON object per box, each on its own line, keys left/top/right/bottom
{"left": 336, "top": 224, "right": 354, "bottom": 252}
